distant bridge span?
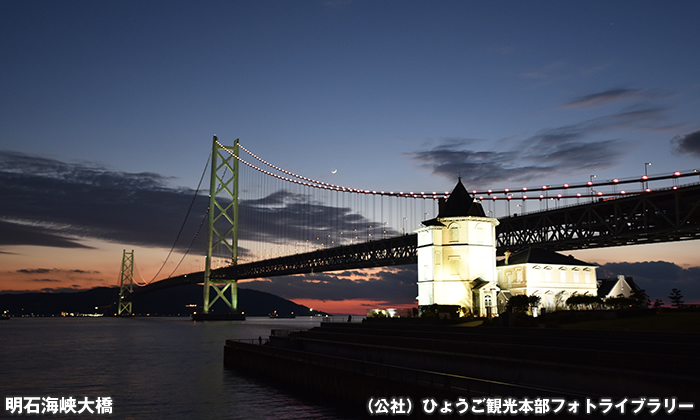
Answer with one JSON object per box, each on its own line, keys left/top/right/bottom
{"left": 127, "top": 183, "right": 700, "bottom": 300}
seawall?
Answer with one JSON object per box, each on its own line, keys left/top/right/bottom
{"left": 224, "top": 322, "right": 699, "bottom": 417}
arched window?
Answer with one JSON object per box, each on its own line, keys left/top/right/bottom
{"left": 544, "top": 266, "right": 552, "bottom": 283}
{"left": 449, "top": 223, "right": 459, "bottom": 242}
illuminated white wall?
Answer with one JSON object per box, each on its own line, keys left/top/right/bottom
{"left": 498, "top": 263, "right": 598, "bottom": 311}
{"left": 416, "top": 216, "right": 500, "bottom": 316}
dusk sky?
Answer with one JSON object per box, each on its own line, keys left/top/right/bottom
{"left": 1, "top": 1, "right": 699, "bottom": 314}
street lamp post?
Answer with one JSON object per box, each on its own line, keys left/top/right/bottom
{"left": 644, "top": 162, "right": 652, "bottom": 190}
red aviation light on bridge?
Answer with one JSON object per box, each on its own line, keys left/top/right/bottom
{"left": 645, "top": 188, "right": 651, "bottom": 193}
{"left": 522, "top": 195, "right": 528, "bottom": 199}
{"left": 504, "top": 188, "right": 510, "bottom": 193}
{"left": 641, "top": 175, "right": 648, "bottom": 180}
{"left": 539, "top": 195, "right": 544, "bottom": 199}
{"left": 542, "top": 185, "right": 548, "bottom": 190}
{"left": 487, "top": 189, "right": 493, "bottom": 194}
{"left": 522, "top": 187, "right": 528, "bottom": 191}
{"left": 674, "top": 171, "right": 681, "bottom": 176}
{"left": 620, "top": 190, "right": 627, "bottom": 195}
{"left": 673, "top": 186, "right": 678, "bottom": 190}
{"left": 563, "top": 183, "right": 569, "bottom": 188}
{"left": 576, "top": 193, "right": 582, "bottom": 197}
{"left": 557, "top": 194, "right": 563, "bottom": 198}
{"left": 597, "top": 191, "right": 603, "bottom": 196}
{"left": 613, "top": 179, "right": 619, "bottom": 183}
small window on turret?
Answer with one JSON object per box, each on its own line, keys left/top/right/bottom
{"left": 449, "top": 223, "right": 459, "bottom": 242}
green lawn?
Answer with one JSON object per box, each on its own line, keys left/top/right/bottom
{"left": 559, "top": 311, "right": 700, "bottom": 333}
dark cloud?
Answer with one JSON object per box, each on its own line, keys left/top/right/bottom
{"left": 17, "top": 268, "right": 52, "bottom": 274}
{"left": 0, "top": 220, "right": 94, "bottom": 249}
{"left": 407, "top": 108, "right": 672, "bottom": 187}
{"left": 672, "top": 130, "right": 700, "bottom": 158}
{"left": 31, "top": 278, "right": 61, "bottom": 282}
{"left": 242, "top": 266, "right": 417, "bottom": 305}
{"left": 17, "top": 268, "right": 100, "bottom": 274}
{"left": 565, "top": 88, "right": 643, "bottom": 108}
{"left": 42, "top": 286, "right": 84, "bottom": 293}
{"left": 597, "top": 261, "right": 700, "bottom": 303}
{"left": 0, "top": 150, "right": 203, "bottom": 250}
{"left": 239, "top": 190, "right": 396, "bottom": 246}
{"left": 0, "top": 151, "right": 391, "bottom": 252}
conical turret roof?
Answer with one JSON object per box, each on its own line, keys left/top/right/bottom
{"left": 439, "top": 179, "right": 486, "bottom": 218}
{"left": 422, "top": 179, "right": 486, "bottom": 226}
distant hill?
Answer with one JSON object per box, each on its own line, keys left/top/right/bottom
{"left": 0, "top": 285, "right": 327, "bottom": 317}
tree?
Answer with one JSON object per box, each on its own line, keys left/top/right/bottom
{"left": 566, "top": 294, "right": 602, "bottom": 310}
{"left": 554, "top": 291, "right": 566, "bottom": 310}
{"left": 605, "top": 295, "right": 635, "bottom": 310}
{"left": 653, "top": 299, "right": 664, "bottom": 308}
{"left": 669, "top": 288, "right": 684, "bottom": 308}
{"left": 630, "top": 289, "right": 650, "bottom": 308}
{"left": 506, "top": 294, "right": 541, "bottom": 314}
{"left": 506, "top": 295, "right": 531, "bottom": 313}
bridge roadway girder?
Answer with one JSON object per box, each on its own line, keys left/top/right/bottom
{"left": 128, "top": 184, "right": 700, "bottom": 299}
{"left": 496, "top": 183, "right": 700, "bottom": 253}
{"left": 212, "top": 234, "right": 418, "bottom": 280}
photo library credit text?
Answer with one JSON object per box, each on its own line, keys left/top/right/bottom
{"left": 6, "top": 397, "right": 113, "bottom": 415}
{"left": 367, "top": 397, "right": 695, "bottom": 416}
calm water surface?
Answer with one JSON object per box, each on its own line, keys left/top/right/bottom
{"left": 1, "top": 316, "right": 364, "bottom": 419}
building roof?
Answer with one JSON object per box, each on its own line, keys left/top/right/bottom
{"left": 597, "top": 276, "right": 641, "bottom": 298}
{"left": 497, "top": 247, "right": 597, "bottom": 267}
{"left": 422, "top": 179, "right": 485, "bottom": 225}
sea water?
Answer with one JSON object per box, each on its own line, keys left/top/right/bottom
{"left": 0, "top": 316, "right": 365, "bottom": 419}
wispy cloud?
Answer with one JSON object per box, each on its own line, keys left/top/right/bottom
{"left": 242, "top": 266, "right": 417, "bottom": 304}
{"left": 565, "top": 88, "right": 643, "bottom": 108}
{"left": 672, "top": 130, "right": 700, "bottom": 158}
{"left": 407, "top": 106, "right": 673, "bottom": 188}
{"left": 521, "top": 60, "right": 567, "bottom": 82}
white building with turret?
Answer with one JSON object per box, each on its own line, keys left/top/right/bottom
{"left": 416, "top": 180, "right": 599, "bottom": 317}
{"left": 416, "top": 179, "right": 500, "bottom": 317}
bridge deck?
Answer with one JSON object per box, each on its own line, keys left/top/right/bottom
{"left": 128, "top": 184, "right": 700, "bottom": 299}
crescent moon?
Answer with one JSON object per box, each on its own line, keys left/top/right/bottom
{"left": 331, "top": 169, "right": 337, "bottom": 174}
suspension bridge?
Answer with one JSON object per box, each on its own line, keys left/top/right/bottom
{"left": 118, "top": 137, "right": 700, "bottom": 318}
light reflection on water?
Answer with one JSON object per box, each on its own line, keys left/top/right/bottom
{"left": 0, "top": 317, "right": 363, "bottom": 419}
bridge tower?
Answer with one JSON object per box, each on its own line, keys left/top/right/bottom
{"left": 201, "top": 136, "right": 242, "bottom": 318}
{"left": 117, "top": 249, "right": 134, "bottom": 316}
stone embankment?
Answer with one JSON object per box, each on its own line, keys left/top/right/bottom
{"left": 224, "top": 322, "right": 699, "bottom": 416}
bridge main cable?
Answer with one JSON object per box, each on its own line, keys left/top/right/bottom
{"left": 217, "top": 139, "right": 450, "bottom": 200}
